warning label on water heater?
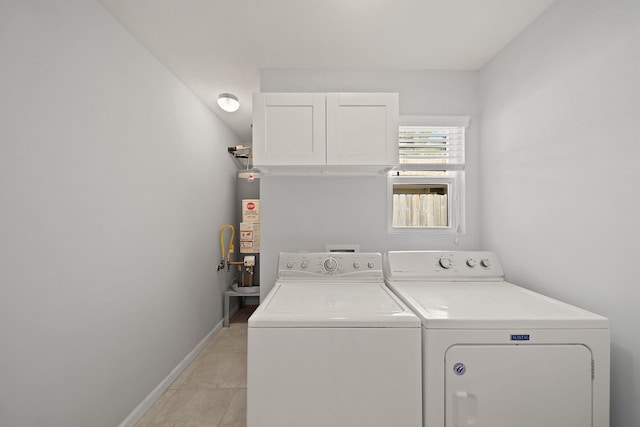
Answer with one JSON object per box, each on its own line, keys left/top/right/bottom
{"left": 242, "top": 199, "right": 260, "bottom": 223}
{"left": 241, "top": 199, "right": 260, "bottom": 253}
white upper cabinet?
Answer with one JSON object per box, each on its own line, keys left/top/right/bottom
{"left": 326, "top": 93, "right": 398, "bottom": 166}
{"left": 253, "top": 92, "right": 398, "bottom": 171}
{"left": 252, "top": 93, "right": 326, "bottom": 166}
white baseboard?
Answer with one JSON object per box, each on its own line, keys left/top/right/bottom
{"left": 118, "top": 318, "right": 225, "bottom": 427}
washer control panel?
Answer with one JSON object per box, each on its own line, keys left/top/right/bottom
{"left": 384, "top": 251, "right": 505, "bottom": 281}
{"left": 278, "top": 252, "right": 383, "bottom": 281}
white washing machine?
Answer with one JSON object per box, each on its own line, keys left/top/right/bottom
{"left": 383, "top": 250, "right": 610, "bottom": 427}
{"left": 247, "top": 252, "right": 422, "bottom": 427}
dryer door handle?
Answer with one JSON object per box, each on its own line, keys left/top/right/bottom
{"left": 453, "top": 391, "right": 478, "bottom": 426}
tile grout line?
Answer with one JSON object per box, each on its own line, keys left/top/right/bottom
{"left": 134, "top": 388, "right": 176, "bottom": 427}
{"left": 217, "top": 388, "right": 241, "bottom": 427}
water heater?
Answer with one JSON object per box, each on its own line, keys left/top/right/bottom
{"left": 236, "top": 169, "right": 260, "bottom": 288}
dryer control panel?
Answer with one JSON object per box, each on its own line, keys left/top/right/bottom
{"left": 277, "top": 252, "right": 383, "bottom": 281}
{"left": 384, "top": 251, "right": 505, "bottom": 281}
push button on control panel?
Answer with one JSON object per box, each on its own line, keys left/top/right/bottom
{"left": 439, "top": 257, "right": 453, "bottom": 269}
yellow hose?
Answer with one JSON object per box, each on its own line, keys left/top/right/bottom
{"left": 219, "top": 225, "right": 235, "bottom": 267}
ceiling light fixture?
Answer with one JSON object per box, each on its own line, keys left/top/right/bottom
{"left": 217, "top": 93, "right": 240, "bottom": 112}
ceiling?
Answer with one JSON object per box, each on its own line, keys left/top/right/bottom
{"left": 98, "top": 0, "right": 557, "bottom": 142}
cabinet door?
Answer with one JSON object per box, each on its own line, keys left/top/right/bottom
{"left": 445, "top": 344, "right": 592, "bottom": 427}
{"left": 326, "top": 93, "right": 398, "bottom": 166}
{"left": 253, "top": 93, "right": 326, "bottom": 166}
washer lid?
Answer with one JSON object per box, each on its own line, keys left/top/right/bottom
{"left": 385, "top": 281, "right": 609, "bottom": 329}
{"left": 249, "top": 282, "right": 420, "bottom": 328}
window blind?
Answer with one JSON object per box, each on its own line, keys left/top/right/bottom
{"left": 398, "top": 126, "right": 465, "bottom": 170}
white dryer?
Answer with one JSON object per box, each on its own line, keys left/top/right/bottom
{"left": 383, "top": 250, "right": 610, "bottom": 427}
{"left": 247, "top": 252, "right": 422, "bottom": 427}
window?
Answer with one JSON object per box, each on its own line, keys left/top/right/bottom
{"left": 392, "top": 179, "right": 450, "bottom": 227}
{"left": 388, "top": 116, "right": 468, "bottom": 234}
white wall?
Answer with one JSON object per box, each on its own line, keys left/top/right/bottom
{"left": 259, "top": 70, "right": 480, "bottom": 297}
{"left": 0, "top": 1, "right": 238, "bottom": 426}
{"left": 479, "top": 0, "right": 640, "bottom": 425}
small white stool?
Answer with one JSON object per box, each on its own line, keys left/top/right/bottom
{"left": 224, "top": 286, "right": 260, "bottom": 327}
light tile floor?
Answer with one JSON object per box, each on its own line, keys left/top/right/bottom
{"left": 135, "top": 305, "right": 257, "bottom": 427}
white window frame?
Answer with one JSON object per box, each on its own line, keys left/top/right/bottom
{"left": 388, "top": 115, "right": 469, "bottom": 234}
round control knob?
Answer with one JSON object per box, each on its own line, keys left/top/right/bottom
{"left": 439, "top": 257, "right": 453, "bottom": 269}
{"left": 301, "top": 261, "right": 308, "bottom": 269}
{"left": 286, "top": 261, "right": 294, "bottom": 269}
{"left": 481, "top": 258, "right": 492, "bottom": 268}
{"left": 466, "top": 258, "right": 478, "bottom": 268}
{"left": 323, "top": 257, "right": 338, "bottom": 272}
{"left": 353, "top": 262, "right": 360, "bottom": 269}
{"left": 367, "top": 262, "right": 375, "bottom": 269}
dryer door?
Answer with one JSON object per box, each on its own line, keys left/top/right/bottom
{"left": 445, "top": 344, "right": 592, "bottom": 427}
